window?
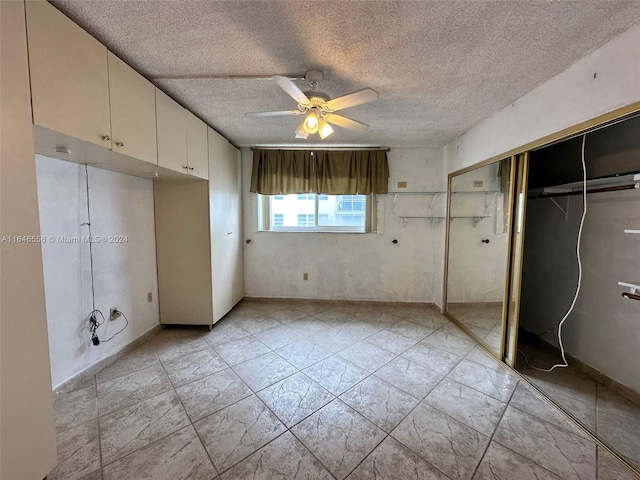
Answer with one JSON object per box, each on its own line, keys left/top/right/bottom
{"left": 261, "top": 193, "right": 374, "bottom": 232}
{"left": 337, "top": 195, "right": 365, "bottom": 212}
{"left": 297, "top": 214, "right": 315, "bottom": 226}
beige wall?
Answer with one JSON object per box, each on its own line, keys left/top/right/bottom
{"left": 0, "top": 1, "right": 58, "bottom": 478}
{"left": 36, "top": 156, "right": 160, "bottom": 388}
{"left": 520, "top": 190, "right": 640, "bottom": 392}
{"left": 445, "top": 22, "right": 640, "bottom": 174}
{"left": 242, "top": 147, "right": 447, "bottom": 305}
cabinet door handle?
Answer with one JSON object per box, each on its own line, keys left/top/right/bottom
{"left": 227, "top": 232, "right": 233, "bottom": 235}
{"left": 188, "top": 167, "right": 194, "bottom": 171}
{"left": 182, "top": 165, "right": 188, "bottom": 169}
{"left": 115, "top": 141, "right": 124, "bottom": 147}
{"left": 102, "top": 135, "right": 111, "bottom": 142}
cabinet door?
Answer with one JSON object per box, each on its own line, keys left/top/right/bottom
{"left": 208, "top": 128, "right": 243, "bottom": 321}
{"left": 155, "top": 181, "right": 213, "bottom": 326}
{"left": 156, "top": 88, "right": 187, "bottom": 174}
{"left": 108, "top": 52, "right": 157, "bottom": 164}
{"left": 228, "top": 143, "right": 244, "bottom": 306}
{"left": 186, "top": 111, "right": 209, "bottom": 179}
{"left": 26, "top": 1, "right": 111, "bottom": 147}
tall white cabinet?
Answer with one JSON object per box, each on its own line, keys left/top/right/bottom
{"left": 208, "top": 127, "right": 244, "bottom": 320}
{"left": 155, "top": 129, "right": 243, "bottom": 326}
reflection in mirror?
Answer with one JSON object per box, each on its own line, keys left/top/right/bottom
{"left": 446, "top": 158, "right": 513, "bottom": 357}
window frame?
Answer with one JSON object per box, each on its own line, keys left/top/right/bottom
{"left": 258, "top": 193, "right": 377, "bottom": 233}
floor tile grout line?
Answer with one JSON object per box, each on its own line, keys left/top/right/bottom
{"left": 287, "top": 426, "right": 340, "bottom": 480}
{"left": 494, "top": 385, "right": 602, "bottom": 479}
{"left": 507, "top": 397, "right": 595, "bottom": 441}
{"left": 370, "top": 369, "right": 464, "bottom": 480}
{"left": 94, "top": 366, "right": 174, "bottom": 420}
{"left": 444, "top": 361, "right": 519, "bottom": 404}
{"left": 55, "top": 303, "right": 516, "bottom": 480}
{"left": 467, "top": 377, "right": 520, "bottom": 480}
{"left": 420, "top": 375, "right": 509, "bottom": 439}
{"left": 157, "top": 353, "right": 221, "bottom": 477}
{"left": 97, "top": 334, "right": 242, "bottom": 472}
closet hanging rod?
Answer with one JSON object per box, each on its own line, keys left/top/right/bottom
{"left": 528, "top": 183, "right": 637, "bottom": 199}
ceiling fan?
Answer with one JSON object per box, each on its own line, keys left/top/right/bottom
{"left": 246, "top": 70, "right": 378, "bottom": 139}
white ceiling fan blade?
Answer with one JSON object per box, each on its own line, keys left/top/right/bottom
{"left": 323, "top": 114, "right": 369, "bottom": 132}
{"left": 245, "top": 110, "right": 303, "bottom": 117}
{"left": 273, "top": 75, "right": 310, "bottom": 105}
{"left": 324, "top": 88, "right": 378, "bottom": 112}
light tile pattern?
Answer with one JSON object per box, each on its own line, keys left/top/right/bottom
{"left": 517, "top": 330, "right": 640, "bottom": 472}
{"left": 48, "top": 300, "right": 638, "bottom": 479}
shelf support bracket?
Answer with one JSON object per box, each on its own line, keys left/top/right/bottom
{"left": 549, "top": 197, "right": 569, "bottom": 220}
{"left": 429, "top": 193, "right": 439, "bottom": 210}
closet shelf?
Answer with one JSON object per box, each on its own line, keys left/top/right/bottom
{"left": 618, "top": 281, "right": 640, "bottom": 294}
{"left": 624, "top": 229, "right": 640, "bottom": 234}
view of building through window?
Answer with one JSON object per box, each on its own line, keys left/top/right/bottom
{"left": 268, "top": 194, "right": 367, "bottom": 230}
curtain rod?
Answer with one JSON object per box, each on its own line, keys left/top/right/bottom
{"left": 528, "top": 183, "right": 638, "bottom": 199}
{"left": 250, "top": 147, "right": 391, "bottom": 152}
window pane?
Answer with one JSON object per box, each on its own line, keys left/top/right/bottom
{"left": 270, "top": 194, "right": 316, "bottom": 228}
{"left": 318, "top": 195, "right": 367, "bottom": 228}
{"left": 297, "top": 213, "right": 315, "bottom": 226}
{"left": 266, "top": 194, "right": 366, "bottom": 231}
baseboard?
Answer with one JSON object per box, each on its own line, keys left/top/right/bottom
{"left": 241, "top": 296, "right": 438, "bottom": 309}
{"left": 447, "top": 301, "right": 504, "bottom": 307}
{"left": 52, "top": 323, "right": 163, "bottom": 399}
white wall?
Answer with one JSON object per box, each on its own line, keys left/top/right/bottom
{"left": 444, "top": 21, "right": 640, "bottom": 174}
{"left": 520, "top": 190, "right": 640, "bottom": 392}
{"left": 1, "top": 2, "right": 58, "bottom": 478}
{"left": 36, "top": 156, "right": 160, "bottom": 388}
{"left": 447, "top": 162, "right": 510, "bottom": 303}
{"left": 242, "top": 148, "right": 447, "bottom": 304}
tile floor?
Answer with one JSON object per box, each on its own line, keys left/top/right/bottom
{"left": 49, "top": 300, "right": 639, "bottom": 480}
{"left": 447, "top": 303, "right": 503, "bottom": 353}
{"left": 517, "top": 330, "right": 640, "bottom": 472}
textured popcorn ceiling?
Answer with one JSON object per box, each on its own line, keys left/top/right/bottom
{"left": 50, "top": 0, "right": 640, "bottom": 148}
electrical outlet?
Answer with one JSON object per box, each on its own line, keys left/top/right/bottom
{"left": 110, "top": 307, "right": 121, "bottom": 321}
{"left": 303, "top": 273, "right": 308, "bottom": 281}
{"left": 397, "top": 181, "right": 407, "bottom": 188}
{"left": 473, "top": 180, "right": 483, "bottom": 188}
{"left": 147, "top": 292, "right": 153, "bottom": 302}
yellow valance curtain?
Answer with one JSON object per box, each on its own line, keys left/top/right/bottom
{"left": 250, "top": 149, "right": 389, "bottom": 195}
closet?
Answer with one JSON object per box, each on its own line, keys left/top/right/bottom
{"left": 516, "top": 114, "right": 640, "bottom": 472}
{"left": 444, "top": 112, "right": 640, "bottom": 475}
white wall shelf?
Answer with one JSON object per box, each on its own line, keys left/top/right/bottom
{"left": 398, "top": 215, "right": 491, "bottom": 228}
{"left": 624, "top": 229, "right": 640, "bottom": 234}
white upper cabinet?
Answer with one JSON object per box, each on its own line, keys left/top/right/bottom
{"left": 186, "top": 111, "right": 209, "bottom": 179}
{"left": 107, "top": 52, "right": 157, "bottom": 164}
{"left": 156, "top": 88, "right": 188, "bottom": 174}
{"left": 26, "top": 0, "right": 112, "bottom": 148}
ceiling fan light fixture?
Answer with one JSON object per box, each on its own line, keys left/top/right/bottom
{"left": 303, "top": 110, "right": 319, "bottom": 134}
{"left": 318, "top": 118, "right": 334, "bottom": 139}
{"left": 295, "top": 122, "right": 309, "bottom": 139}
